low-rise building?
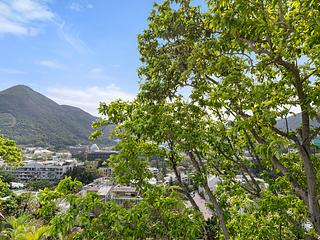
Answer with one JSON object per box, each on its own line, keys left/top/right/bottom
{"left": 86, "top": 144, "right": 118, "bottom": 161}
{"left": 110, "top": 186, "right": 141, "bottom": 206}
{"left": 68, "top": 145, "right": 89, "bottom": 156}
{"left": 80, "top": 178, "right": 141, "bottom": 207}
{"left": 86, "top": 150, "right": 118, "bottom": 161}
{"left": 4, "top": 159, "right": 78, "bottom": 182}
{"left": 98, "top": 167, "right": 112, "bottom": 177}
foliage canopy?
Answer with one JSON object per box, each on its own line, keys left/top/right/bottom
{"left": 93, "top": 0, "right": 320, "bottom": 238}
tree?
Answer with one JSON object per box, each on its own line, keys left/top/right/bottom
{"left": 0, "top": 214, "right": 48, "bottom": 240}
{"left": 49, "top": 185, "right": 203, "bottom": 239}
{"left": 0, "top": 136, "right": 23, "bottom": 218}
{"left": 0, "top": 214, "right": 31, "bottom": 239}
{"left": 0, "top": 168, "right": 15, "bottom": 184}
{"left": 26, "top": 180, "right": 56, "bottom": 191}
{"left": 93, "top": 0, "right": 320, "bottom": 238}
{"left": 0, "top": 179, "right": 20, "bottom": 217}
{"left": 0, "top": 135, "right": 22, "bottom": 165}
{"left": 37, "top": 177, "right": 83, "bottom": 221}
{"left": 63, "top": 166, "right": 100, "bottom": 185}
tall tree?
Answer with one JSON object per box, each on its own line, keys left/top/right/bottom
{"left": 94, "top": 0, "right": 320, "bottom": 238}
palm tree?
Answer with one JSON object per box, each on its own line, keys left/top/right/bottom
{"left": 0, "top": 214, "right": 29, "bottom": 239}
{"left": 58, "top": 232, "right": 78, "bottom": 240}
{"left": 0, "top": 215, "right": 49, "bottom": 240}
{"left": 17, "top": 225, "right": 49, "bottom": 240}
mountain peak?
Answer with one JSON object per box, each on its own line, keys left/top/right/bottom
{"left": 6, "top": 84, "right": 32, "bottom": 90}
{"left": 0, "top": 85, "right": 112, "bottom": 147}
{"left": 2, "top": 85, "right": 35, "bottom": 94}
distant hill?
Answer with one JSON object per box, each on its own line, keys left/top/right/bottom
{"left": 276, "top": 112, "right": 320, "bottom": 131}
{"left": 0, "top": 85, "right": 113, "bottom": 148}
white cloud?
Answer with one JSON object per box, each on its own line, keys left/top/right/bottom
{"left": 10, "top": 0, "right": 54, "bottom": 21}
{"left": 46, "top": 85, "right": 135, "bottom": 116}
{"left": 89, "top": 68, "right": 103, "bottom": 74}
{"left": 88, "top": 67, "right": 109, "bottom": 80}
{"left": 0, "top": 0, "right": 54, "bottom": 35}
{"left": 57, "top": 22, "right": 92, "bottom": 54}
{"left": 69, "top": 1, "right": 93, "bottom": 12}
{"left": 69, "top": 2, "right": 82, "bottom": 11}
{"left": 0, "top": 16, "right": 28, "bottom": 34}
{"left": 0, "top": 67, "right": 26, "bottom": 74}
{"left": 0, "top": 1, "right": 92, "bottom": 53}
{"left": 36, "top": 59, "right": 64, "bottom": 69}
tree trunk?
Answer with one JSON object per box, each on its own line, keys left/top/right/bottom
{"left": 188, "top": 152, "right": 230, "bottom": 240}
{"left": 203, "top": 182, "right": 230, "bottom": 240}
{"left": 295, "top": 71, "right": 320, "bottom": 234}
{"left": 168, "top": 151, "right": 209, "bottom": 238}
{"left": 298, "top": 144, "right": 320, "bottom": 234}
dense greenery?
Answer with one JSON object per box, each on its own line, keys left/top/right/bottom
{"left": 64, "top": 166, "right": 100, "bottom": 184}
{"left": 26, "top": 180, "right": 57, "bottom": 191}
{"left": 0, "top": 177, "right": 204, "bottom": 239}
{"left": 92, "top": 0, "right": 320, "bottom": 239}
{"left": 48, "top": 183, "right": 203, "bottom": 239}
{"left": 0, "top": 135, "right": 22, "bottom": 166}
{"left": 0, "top": 215, "right": 49, "bottom": 240}
{"left": 0, "top": 168, "right": 16, "bottom": 183}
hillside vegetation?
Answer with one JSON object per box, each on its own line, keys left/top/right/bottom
{"left": 0, "top": 85, "right": 112, "bottom": 147}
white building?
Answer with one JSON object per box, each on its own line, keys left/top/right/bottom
{"left": 5, "top": 159, "right": 78, "bottom": 182}
{"left": 80, "top": 178, "right": 141, "bottom": 206}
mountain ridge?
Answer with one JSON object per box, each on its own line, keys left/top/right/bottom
{"left": 276, "top": 112, "right": 320, "bottom": 131}
{"left": 0, "top": 85, "right": 112, "bottom": 148}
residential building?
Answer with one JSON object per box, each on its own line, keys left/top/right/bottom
{"left": 98, "top": 167, "right": 112, "bottom": 177}
{"left": 81, "top": 178, "right": 141, "bottom": 207}
{"left": 5, "top": 159, "right": 78, "bottom": 182}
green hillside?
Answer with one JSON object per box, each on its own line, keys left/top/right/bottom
{"left": 0, "top": 85, "right": 112, "bottom": 147}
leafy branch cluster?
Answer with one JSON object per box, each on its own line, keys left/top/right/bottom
{"left": 92, "top": 0, "right": 320, "bottom": 238}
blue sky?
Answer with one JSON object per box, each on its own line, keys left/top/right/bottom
{"left": 0, "top": 0, "right": 164, "bottom": 115}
